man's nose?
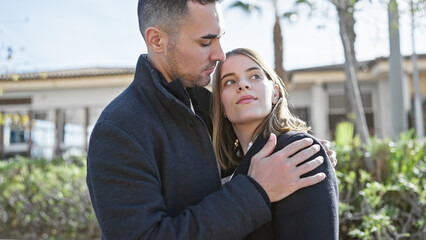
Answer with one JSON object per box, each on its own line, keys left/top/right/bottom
{"left": 210, "top": 40, "right": 225, "bottom": 62}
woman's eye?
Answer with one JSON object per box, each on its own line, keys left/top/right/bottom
{"left": 224, "top": 79, "right": 235, "bottom": 86}
{"left": 250, "top": 74, "right": 261, "bottom": 80}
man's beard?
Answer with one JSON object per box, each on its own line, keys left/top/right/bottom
{"left": 166, "top": 43, "right": 214, "bottom": 88}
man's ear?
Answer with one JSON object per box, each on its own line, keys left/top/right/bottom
{"left": 145, "top": 27, "right": 166, "bottom": 53}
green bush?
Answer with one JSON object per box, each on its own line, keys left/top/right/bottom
{"left": 336, "top": 130, "right": 425, "bottom": 240}
{"left": 0, "top": 130, "right": 424, "bottom": 239}
{"left": 0, "top": 156, "right": 100, "bottom": 239}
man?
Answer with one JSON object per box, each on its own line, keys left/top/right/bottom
{"left": 87, "top": 1, "right": 333, "bottom": 239}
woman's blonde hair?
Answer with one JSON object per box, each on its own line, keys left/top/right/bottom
{"left": 212, "top": 48, "right": 310, "bottom": 171}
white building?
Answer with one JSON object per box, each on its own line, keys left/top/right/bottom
{"left": 287, "top": 54, "right": 426, "bottom": 140}
{"left": 1, "top": 55, "right": 425, "bottom": 158}
{"left": 0, "top": 68, "right": 134, "bottom": 158}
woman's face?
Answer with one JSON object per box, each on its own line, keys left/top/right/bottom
{"left": 219, "top": 54, "right": 279, "bottom": 127}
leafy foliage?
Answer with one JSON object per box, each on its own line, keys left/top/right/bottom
{"left": 0, "top": 131, "right": 424, "bottom": 239}
{"left": 336, "top": 129, "right": 426, "bottom": 239}
{"left": 228, "top": 1, "right": 262, "bottom": 15}
{"left": 0, "top": 156, "right": 100, "bottom": 239}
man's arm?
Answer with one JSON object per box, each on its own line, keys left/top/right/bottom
{"left": 87, "top": 121, "right": 271, "bottom": 240}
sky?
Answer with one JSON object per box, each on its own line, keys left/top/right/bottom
{"left": 0, "top": 0, "right": 425, "bottom": 74}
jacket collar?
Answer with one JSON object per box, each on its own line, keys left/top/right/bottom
{"left": 135, "top": 54, "right": 192, "bottom": 110}
{"left": 158, "top": 72, "right": 192, "bottom": 110}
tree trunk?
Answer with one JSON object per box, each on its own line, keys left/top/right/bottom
{"left": 388, "top": 0, "right": 408, "bottom": 137}
{"left": 273, "top": 15, "right": 286, "bottom": 82}
{"left": 410, "top": 2, "right": 424, "bottom": 139}
{"left": 271, "top": 0, "right": 285, "bottom": 82}
{"left": 335, "top": 1, "right": 375, "bottom": 172}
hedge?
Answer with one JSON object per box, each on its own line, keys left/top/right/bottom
{"left": 0, "top": 156, "right": 100, "bottom": 239}
{"left": 0, "top": 131, "right": 425, "bottom": 239}
{"left": 336, "top": 130, "right": 425, "bottom": 239}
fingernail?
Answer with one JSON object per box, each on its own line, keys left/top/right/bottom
{"left": 318, "top": 156, "right": 324, "bottom": 163}
{"left": 268, "top": 133, "right": 274, "bottom": 141}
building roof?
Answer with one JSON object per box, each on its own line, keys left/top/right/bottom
{"left": 0, "top": 67, "right": 135, "bottom": 81}
{"left": 289, "top": 54, "right": 426, "bottom": 73}
{"left": 1, "top": 53, "right": 425, "bottom": 82}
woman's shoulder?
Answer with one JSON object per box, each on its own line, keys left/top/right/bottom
{"left": 275, "top": 131, "right": 321, "bottom": 150}
{"left": 277, "top": 130, "right": 317, "bottom": 142}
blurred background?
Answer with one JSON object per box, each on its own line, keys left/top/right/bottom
{"left": 0, "top": 0, "right": 425, "bottom": 158}
{"left": 0, "top": 1, "right": 425, "bottom": 239}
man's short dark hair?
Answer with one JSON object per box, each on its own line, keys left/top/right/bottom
{"left": 137, "top": 0, "right": 219, "bottom": 39}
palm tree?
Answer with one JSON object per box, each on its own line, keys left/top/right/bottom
{"left": 228, "top": 0, "right": 313, "bottom": 82}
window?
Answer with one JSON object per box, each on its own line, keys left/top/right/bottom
{"left": 290, "top": 107, "right": 310, "bottom": 125}
{"left": 3, "top": 113, "right": 29, "bottom": 144}
{"left": 328, "top": 93, "right": 375, "bottom": 139}
{"left": 10, "top": 127, "right": 26, "bottom": 144}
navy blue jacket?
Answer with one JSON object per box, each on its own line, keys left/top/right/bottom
{"left": 234, "top": 131, "right": 339, "bottom": 240}
{"left": 86, "top": 55, "right": 271, "bottom": 240}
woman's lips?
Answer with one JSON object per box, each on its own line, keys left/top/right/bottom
{"left": 236, "top": 95, "right": 257, "bottom": 104}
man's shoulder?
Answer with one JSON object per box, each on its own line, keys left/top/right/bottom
{"left": 97, "top": 85, "right": 156, "bottom": 126}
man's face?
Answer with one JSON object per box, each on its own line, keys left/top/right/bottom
{"left": 163, "top": 1, "right": 226, "bottom": 88}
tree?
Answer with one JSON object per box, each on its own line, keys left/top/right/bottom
{"left": 228, "top": 0, "right": 313, "bottom": 82}
{"left": 386, "top": 0, "right": 426, "bottom": 139}
{"left": 328, "top": 0, "right": 374, "bottom": 172}
{"left": 407, "top": 0, "right": 426, "bottom": 139}
{"left": 229, "top": 0, "right": 375, "bottom": 171}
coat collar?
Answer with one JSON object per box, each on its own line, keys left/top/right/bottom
{"left": 135, "top": 54, "right": 192, "bottom": 110}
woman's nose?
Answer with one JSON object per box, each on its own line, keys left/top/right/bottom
{"left": 237, "top": 79, "right": 250, "bottom": 91}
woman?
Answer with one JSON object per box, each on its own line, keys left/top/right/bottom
{"left": 212, "top": 48, "right": 338, "bottom": 239}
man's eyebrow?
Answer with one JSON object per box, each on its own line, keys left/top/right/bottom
{"left": 201, "top": 32, "right": 225, "bottom": 39}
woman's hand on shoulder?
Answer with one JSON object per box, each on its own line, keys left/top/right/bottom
{"left": 318, "top": 139, "right": 337, "bottom": 167}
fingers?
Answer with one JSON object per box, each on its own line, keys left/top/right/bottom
{"left": 329, "top": 151, "right": 337, "bottom": 167}
{"left": 319, "top": 139, "right": 331, "bottom": 150}
{"left": 297, "top": 172, "right": 326, "bottom": 189}
{"left": 319, "top": 139, "right": 330, "bottom": 147}
{"left": 295, "top": 156, "right": 324, "bottom": 176}
{"left": 288, "top": 144, "right": 321, "bottom": 166}
{"left": 249, "top": 136, "right": 326, "bottom": 203}
{"left": 273, "top": 137, "right": 314, "bottom": 159}
{"left": 252, "top": 133, "right": 277, "bottom": 162}
{"left": 319, "top": 139, "right": 338, "bottom": 167}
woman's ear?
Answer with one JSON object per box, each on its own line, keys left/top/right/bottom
{"left": 272, "top": 84, "right": 280, "bottom": 104}
{"left": 145, "top": 27, "right": 166, "bottom": 53}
